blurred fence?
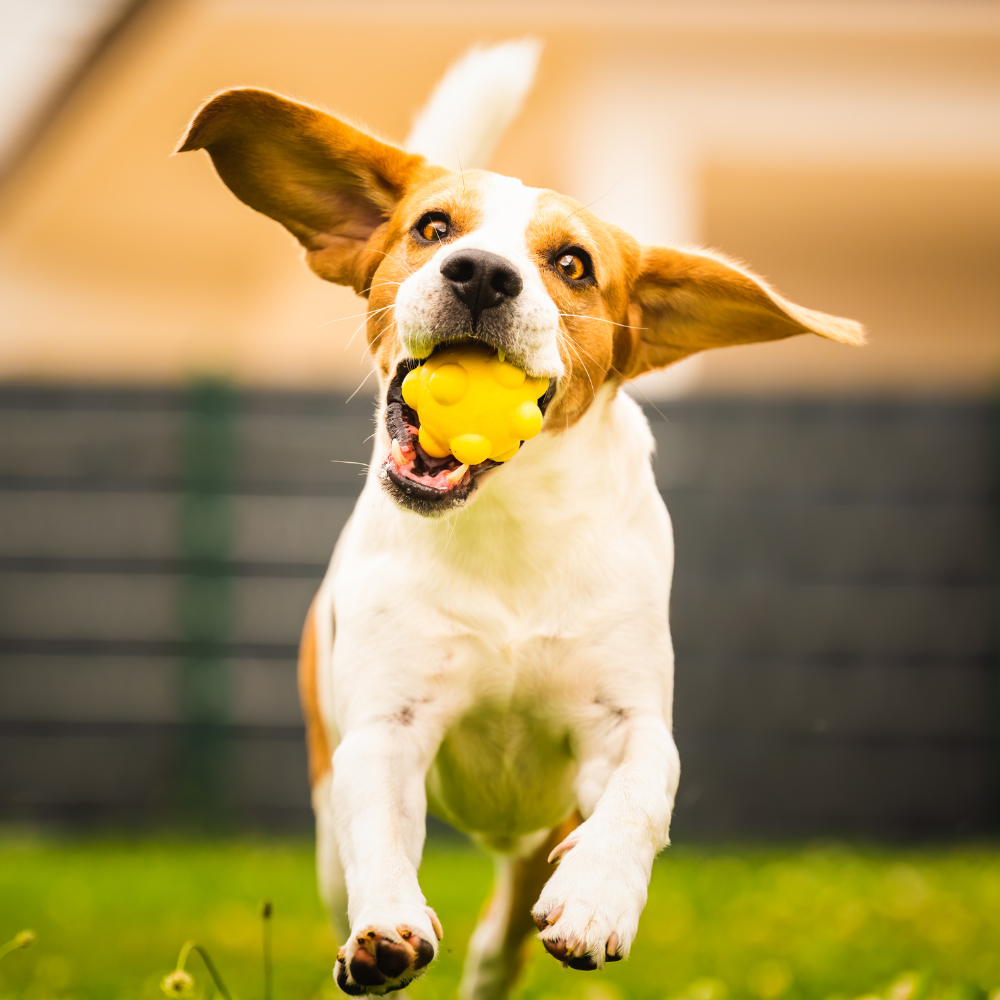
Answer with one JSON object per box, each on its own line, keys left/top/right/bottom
{"left": 0, "top": 385, "right": 996, "bottom": 836}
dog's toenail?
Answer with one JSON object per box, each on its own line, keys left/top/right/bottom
{"left": 533, "top": 912, "right": 547, "bottom": 931}
{"left": 337, "top": 947, "right": 346, "bottom": 962}
{"left": 606, "top": 931, "right": 620, "bottom": 959}
{"left": 547, "top": 839, "right": 574, "bottom": 864}
{"left": 426, "top": 908, "right": 444, "bottom": 940}
{"left": 399, "top": 927, "right": 411, "bottom": 939}
{"left": 546, "top": 903, "right": 563, "bottom": 925}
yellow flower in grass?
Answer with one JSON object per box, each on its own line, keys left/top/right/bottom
{"left": 885, "top": 972, "right": 922, "bottom": 1000}
{"left": 0, "top": 929, "right": 36, "bottom": 962}
{"left": 161, "top": 969, "right": 195, "bottom": 997}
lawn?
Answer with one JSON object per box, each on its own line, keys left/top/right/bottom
{"left": 0, "top": 836, "right": 998, "bottom": 1000}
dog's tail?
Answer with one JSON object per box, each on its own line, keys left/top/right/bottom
{"left": 405, "top": 39, "right": 542, "bottom": 172}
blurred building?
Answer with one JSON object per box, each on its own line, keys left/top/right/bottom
{"left": 0, "top": 0, "right": 997, "bottom": 834}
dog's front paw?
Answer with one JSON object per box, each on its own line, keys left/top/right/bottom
{"left": 334, "top": 908, "right": 443, "bottom": 995}
{"left": 531, "top": 824, "right": 646, "bottom": 971}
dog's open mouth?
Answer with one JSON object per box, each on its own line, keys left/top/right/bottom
{"left": 382, "top": 347, "right": 556, "bottom": 509}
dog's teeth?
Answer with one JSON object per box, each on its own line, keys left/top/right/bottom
{"left": 445, "top": 464, "right": 469, "bottom": 485}
{"left": 426, "top": 907, "right": 444, "bottom": 941}
{"left": 391, "top": 439, "right": 407, "bottom": 466}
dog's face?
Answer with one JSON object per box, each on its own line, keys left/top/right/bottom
{"left": 368, "top": 171, "right": 647, "bottom": 511}
{"left": 181, "top": 89, "right": 863, "bottom": 515}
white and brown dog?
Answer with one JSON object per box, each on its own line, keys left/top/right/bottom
{"left": 180, "top": 44, "right": 862, "bottom": 1000}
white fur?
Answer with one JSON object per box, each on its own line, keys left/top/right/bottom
{"left": 314, "top": 383, "right": 680, "bottom": 994}
{"left": 405, "top": 39, "right": 543, "bottom": 170}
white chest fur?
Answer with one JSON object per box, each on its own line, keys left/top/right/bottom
{"left": 323, "top": 386, "right": 676, "bottom": 837}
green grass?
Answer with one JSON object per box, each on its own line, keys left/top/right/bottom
{"left": 1, "top": 836, "right": 998, "bottom": 1000}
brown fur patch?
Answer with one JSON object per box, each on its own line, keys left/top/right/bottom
{"left": 298, "top": 601, "right": 331, "bottom": 787}
{"left": 466, "top": 812, "right": 582, "bottom": 995}
{"left": 179, "top": 88, "right": 443, "bottom": 292}
{"left": 622, "top": 245, "right": 865, "bottom": 378}
{"left": 525, "top": 190, "right": 641, "bottom": 427}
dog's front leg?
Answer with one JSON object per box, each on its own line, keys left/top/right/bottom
{"left": 532, "top": 713, "right": 680, "bottom": 970}
{"left": 330, "top": 719, "right": 445, "bottom": 996}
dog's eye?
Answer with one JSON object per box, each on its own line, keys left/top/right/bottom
{"left": 553, "top": 248, "right": 592, "bottom": 283}
{"left": 557, "top": 254, "right": 585, "bottom": 280}
{"left": 414, "top": 213, "right": 450, "bottom": 243}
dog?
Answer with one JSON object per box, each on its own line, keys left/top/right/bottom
{"left": 179, "top": 43, "right": 863, "bottom": 999}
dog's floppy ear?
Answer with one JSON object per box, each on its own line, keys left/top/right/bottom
{"left": 178, "top": 88, "right": 431, "bottom": 292}
{"left": 619, "top": 246, "right": 865, "bottom": 379}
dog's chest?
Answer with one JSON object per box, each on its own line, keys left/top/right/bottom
{"left": 426, "top": 701, "right": 577, "bottom": 840}
{"left": 419, "top": 625, "right": 624, "bottom": 839}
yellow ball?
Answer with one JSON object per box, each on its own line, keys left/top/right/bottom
{"left": 401, "top": 344, "right": 549, "bottom": 465}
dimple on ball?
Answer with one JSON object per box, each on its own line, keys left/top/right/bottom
{"left": 401, "top": 344, "right": 549, "bottom": 466}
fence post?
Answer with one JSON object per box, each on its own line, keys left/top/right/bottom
{"left": 176, "top": 380, "right": 237, "bottom": 825}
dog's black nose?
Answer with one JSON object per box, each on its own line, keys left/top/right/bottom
{"left": 440, "top": 249, "right": 522, "bottom": 324}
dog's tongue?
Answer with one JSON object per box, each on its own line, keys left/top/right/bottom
{"left": 390, "top": 422, "right": 470, "bottom": 490}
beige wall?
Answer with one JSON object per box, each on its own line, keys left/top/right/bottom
{"left": 1, "top": 0, "right": 998, "bottom": 394}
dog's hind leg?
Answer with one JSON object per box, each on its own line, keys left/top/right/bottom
{"left": 314, "top": 772, "right": 348, "bottom": 941}
{"left": 300, "top": 601, "right": 348, "bottom": 941}
{"left": 459, "top": 814, "right": 580, "bottom": 1000}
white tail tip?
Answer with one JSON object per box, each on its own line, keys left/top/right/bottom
{"left": 405, "top": 38, "right": 543, "bottom": 171}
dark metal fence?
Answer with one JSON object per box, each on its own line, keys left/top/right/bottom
{"left": 0, "top": 385, "right": 995, "bottom": 837}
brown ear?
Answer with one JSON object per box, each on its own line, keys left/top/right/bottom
{"left": 620, "top": 245, "right": 865, "bottom": 379}
{"left": 178, "top": 88, "right": 431, "bottom": 292}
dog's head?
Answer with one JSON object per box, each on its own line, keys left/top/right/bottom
{"left": 180, "top": 89, "right": 864, "bottom": 515}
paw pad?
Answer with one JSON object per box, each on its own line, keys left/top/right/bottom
{"left": 334, "top": 925, "right": 435, "bottom": 996}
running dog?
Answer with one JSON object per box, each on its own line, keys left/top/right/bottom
{"left": 179, "top": 43, "right": 862, "bottom": 1000}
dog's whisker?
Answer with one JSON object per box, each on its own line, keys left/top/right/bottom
{"left": 559, "top": 341, "right": 596, "bottom": 403}
{"left": 344, "top": 306, "right": 395, "bottom": 353}
{"left": 345, "top": 367, "right": 377, "bottom": 403}
{"left": 556, "top": 312, "right": 644, "bottom": 330}
{"left": 343, "top": 318, "right": 373, "bottom": 353}
{"left": 367, "top": 318, "right": 394, "bottom": 355}
{"left": 557, "top": 332, "right": 604, "bottom": 368}
{"left": 368, "top": 248, "right": 415, "bottom": 275}
{"left": 557, "top": 330, "right": 597, "bottom": 401}
{"left": 624, "top": 380, "right": 669, "bottom": 423}
{"left": 318, "top": 304, "right": 392, "bottom": 328}
{"left": 562, "top": 176, "right": 623, "bottom": 224}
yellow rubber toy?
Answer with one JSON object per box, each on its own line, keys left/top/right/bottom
{"left": 401, "top": 344, "right": 549, "bottom": 466}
